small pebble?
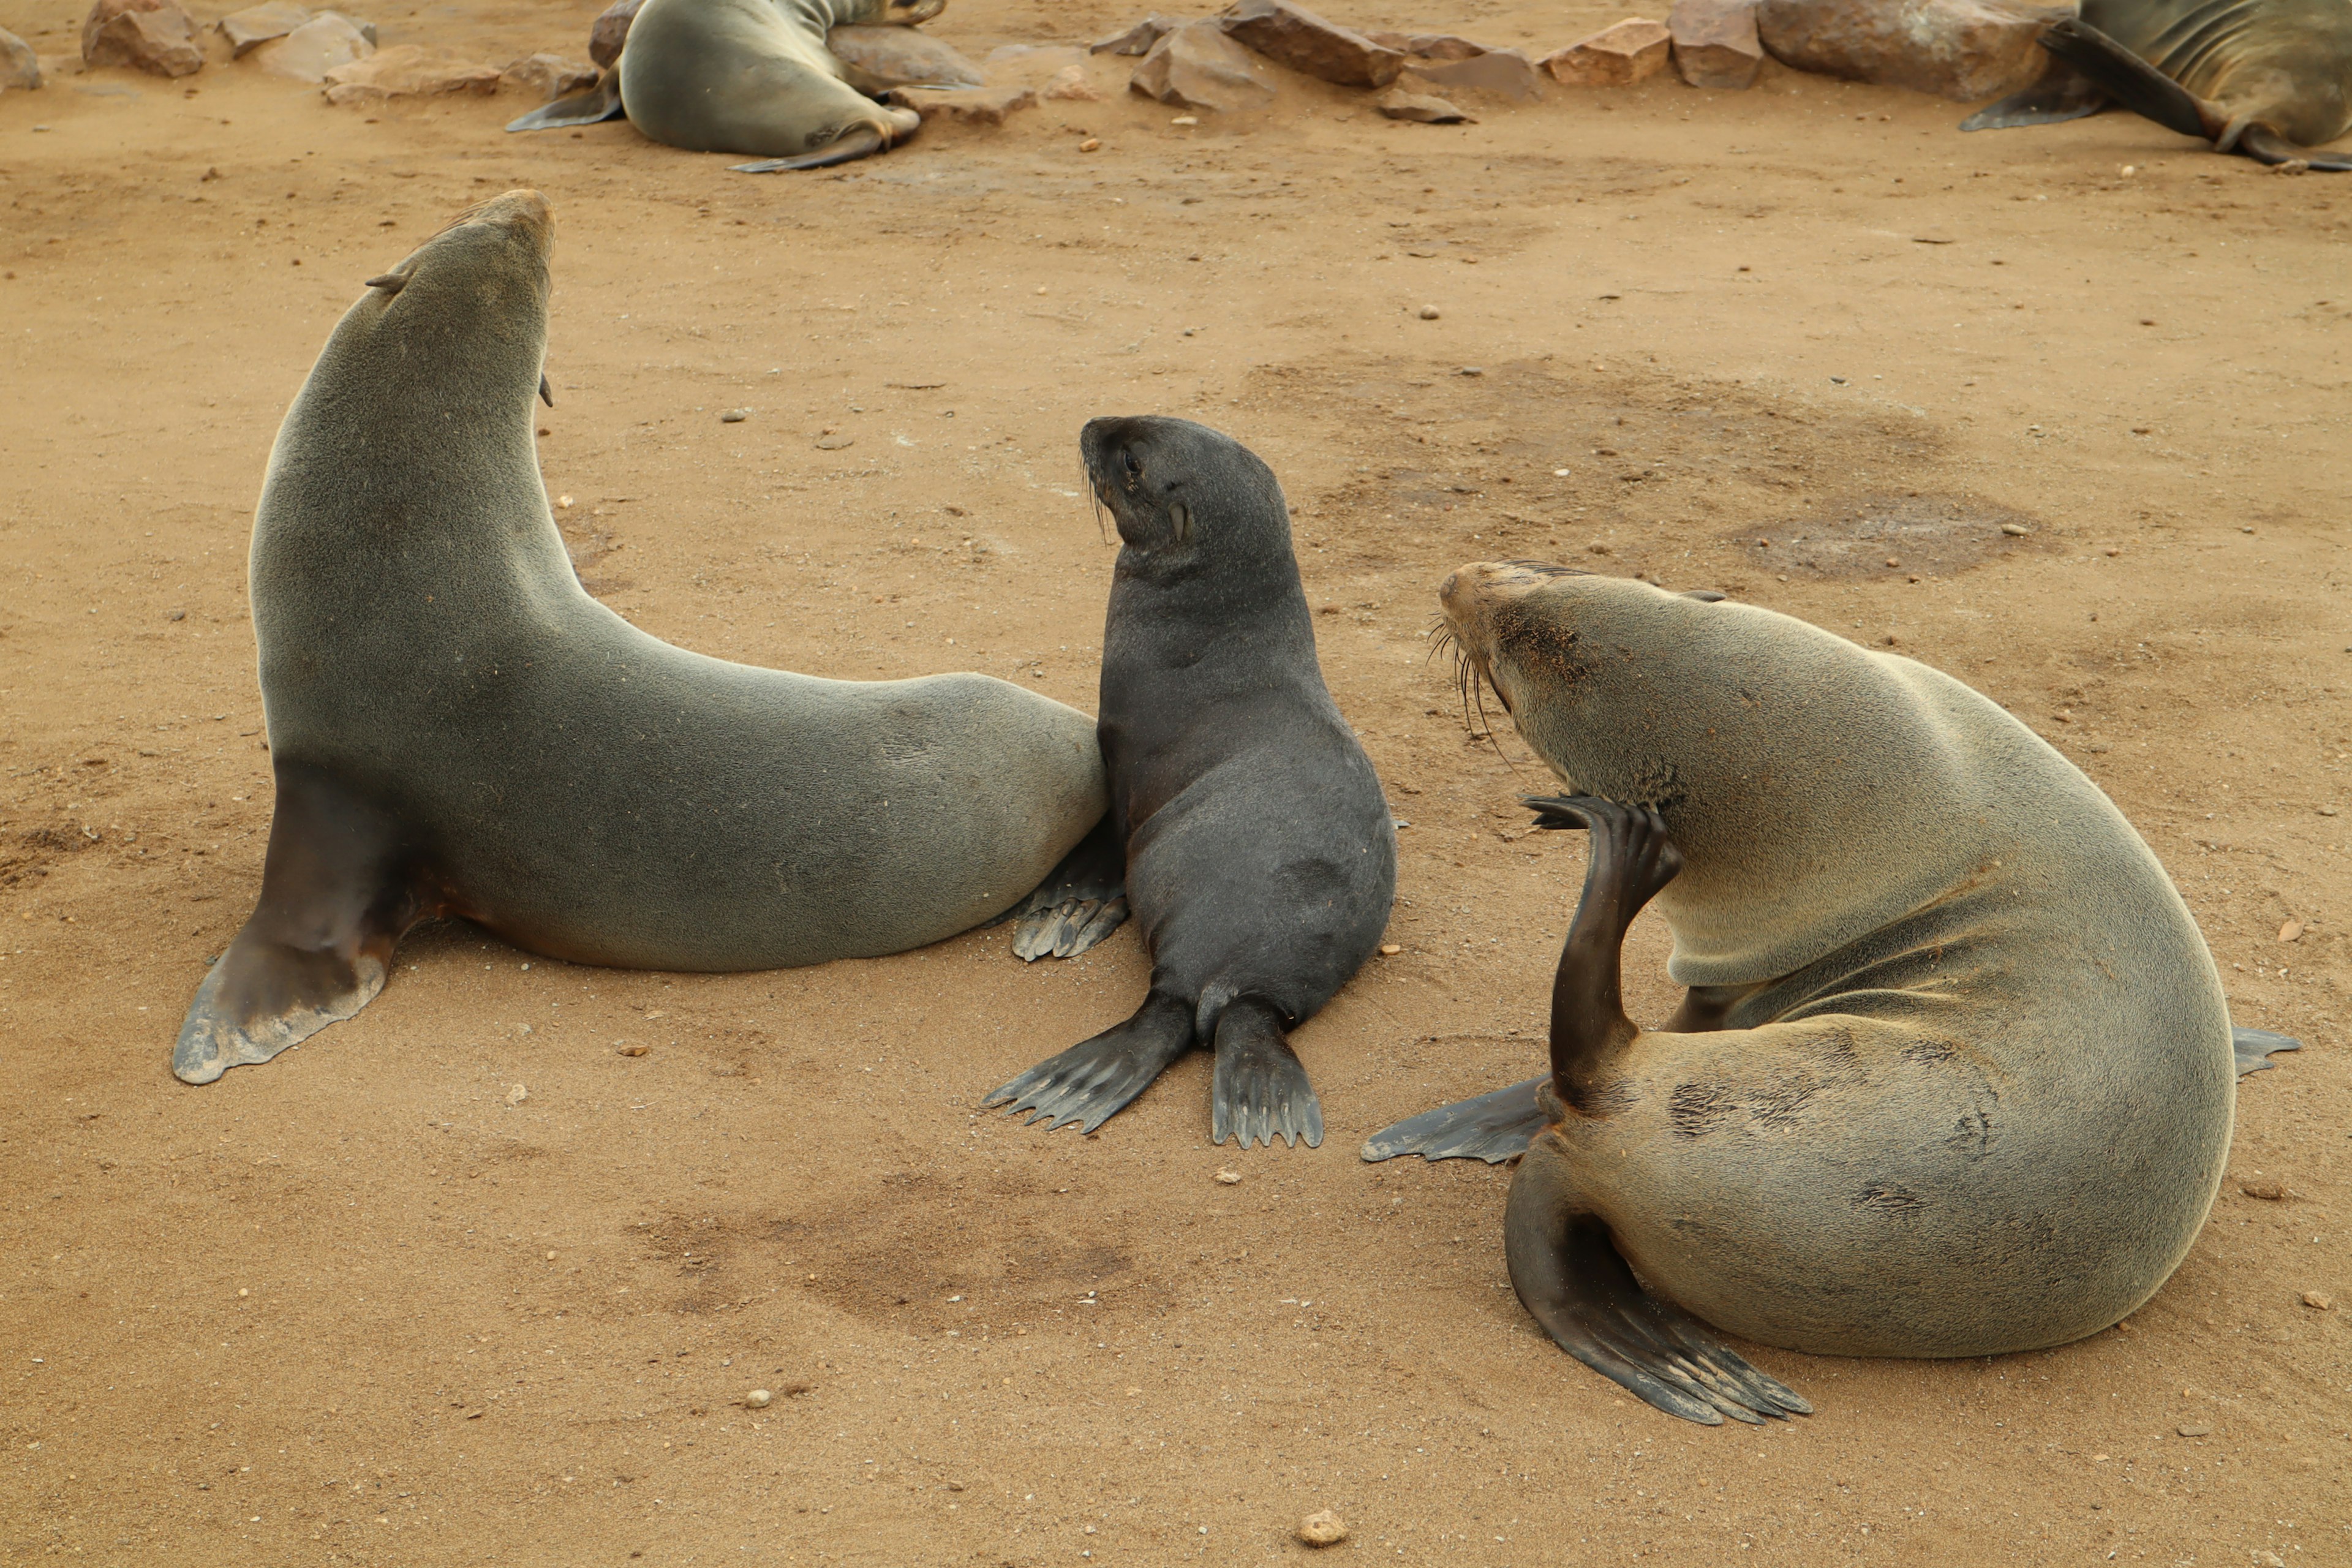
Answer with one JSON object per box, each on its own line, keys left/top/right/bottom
{"left": 1378, "top": 943, "right": 1401, "bottom": 955}
{"left": 721, "top": 409, "right": 749, "bottom": 423}
{"left": 506, "top": 1083, "right": 529, "bottom": 1105}
{"left": 744, "top": 1389, "right": 773, "bottom": 1409}
{"left": 1079, "top": 137, "right": 1101, "bottom": 152}
{"left": 2000, "top": 522, "right": 2031, "bottom": 537}
{"left": 2239, "top": 1178, "right": 2286, "bottom": 1201}
{"left": 1171, "top": 115, "right": 1198, "bottom": 126}
{"left": 617, "top": 1044, "right": 648, "bottom": 1057}
{"left": 557, "top": 495, "right": 575, "bottom": 508}
{"left": 168, "top": 609, "right": 186, "bottom": 621}
{"left": 1215, "top": 1169, "right": 1242, "bottom": 1185}
{"left": 1458, "top": 366, "right": 1483, "bottom": 377}
{"left": 2278, "top": 919, "right": 2302, "bottom": 943}
{"left": 238, "top": 1287, "right": 249, "bottom": 1298}
{"left": 1297, "top": 1509, "right": 1348, "bottom": 1547}
{"left": 2303, "top": 1291, "right": 2332, "bottom": 1311}
{"left": 545, "top": 1250, "right": 557, "bottom": 1261}
{"left": 1416, "top": 305, "right": 1439, "bottom": 320}
{"left": 2177, "top": 1422, "right": 2212, "bottom": 1438}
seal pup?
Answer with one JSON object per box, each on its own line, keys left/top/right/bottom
{"left": 173, "top": 190, "right": 1108, "bottom": 1085}
{"left": 1365, "top": 563, "right": 2280, "bottom": 1423}
{"left": 983, "top": 418, "right": 1396, "bottom": 1149}
{"left": 506, "top": 0, "right": 943, "bottom": 173}
{"left": 1961, "top": 0, "right": 2352, "bottom": 170}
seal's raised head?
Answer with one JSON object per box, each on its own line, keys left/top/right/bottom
{"left": 1435, "top": 559, "right": 1600, "bottom": 722}
{"left": 1079, "top": 415, "right": 1289, "bottom": 567}
{"left": 347, "top": 190, "right": 553, "bottom": 409}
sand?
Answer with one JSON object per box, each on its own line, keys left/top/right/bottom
{"left": 1, "top": 0, "right": 2346, "bottom": 1562}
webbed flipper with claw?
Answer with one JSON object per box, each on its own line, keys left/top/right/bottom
{"left": 1007, "top": 813, "right": 1129, "bottom": 960}
{"left": 1360, "top": 1076, "right": 1547, "bottom": 1163}
{"left": 1212, "top": 998, "right": 1322, "bottom": 1150}
{"left": 2232, "top": 1026, "right": 2302, "bottom": 1076}
{"left": 981, "top": 990, "right": 1192, "bottom": 1133}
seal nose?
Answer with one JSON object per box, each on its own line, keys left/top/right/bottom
{"left": 1438, "top": 570, "right": 1460, "bottom": 606}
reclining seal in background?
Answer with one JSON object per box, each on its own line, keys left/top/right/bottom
{"left": 173, "top": 190, "right": 1107, "bottom": 1085}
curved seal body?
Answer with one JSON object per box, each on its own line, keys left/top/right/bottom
{"left": 984, "top": 418, "right": 1396, "bottom": 1148}
{"left": 174, "top": 191, "right": 1106, "bottom": 1084}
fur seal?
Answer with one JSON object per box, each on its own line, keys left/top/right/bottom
{"left": 1364, "top": 564, "right": 2297, "bottom": 1423}
{"left": 173, "top": 190, "right": 1108, "bottom": 1085}
{"left": 505, "top": 0, "right": 944, "bottom": 173}
{"left": 982, "top": 418, "right": 1396, "bottom": 1149}
{"left": 1962, "top": 0, "right": 2352, "bottom": 171}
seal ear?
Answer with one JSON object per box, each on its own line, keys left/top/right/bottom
{"left": 364, "top": 273, "right": 407, "bottom": 295}
{"left": 538, "top": 373, "right": 554, "bottom": 409}
{"left": 1680, "top": 589, "right": 1726, "bottom": 602}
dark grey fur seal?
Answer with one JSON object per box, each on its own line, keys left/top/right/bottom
{"left": 173, "top": 191, "right": 1107, "bottom": 1085}
{"left": 1962, "top": 0, "right": 2352, "bottom": 171}
{"left": 1365, "top": 562, "right": 2299, "bottom": 1423}
{"left": 984, "top": 417, "right": 1396, "bottom": 1149}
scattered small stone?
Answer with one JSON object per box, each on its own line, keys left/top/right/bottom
{"left": 2255, "top": 1553, "right": 2287, "bottom": 1568}
{"left": 168, "top": 609, "right": 186, "bottom": 620}
{"left": 1079, "top": 135, "right": 1102, "bottom": 151}
{"left": 1215, "top": 1168, "right": 1242, "bottom": 1183}
{"left": 2277, "top": 919, "right": 2302, "bottom": 943}
{"left": 545, "top": 1250, "right": 557, "bottom": 1260}
{"left": 2321, "top": 805, "right": 2340, "bottom": 817}
{"left": 1091, "top": 13, "right": 1181, "bottom": 55}
{"left": 743, "top": 1389, "right": 773, "bottom": 1408}
{"left": 616, "top": 1043, "right": 648, "bottom": 1057}
{"left": 1378, "top": 942, "right": 1401, "bottom": 954}
{"left": 829, "top": 24, "right": 984, "bottom": 91}
{"left": 82, "top": 0, "right": 204, "bottom": 78}
{"left": 505, "top": 1082, "right": 528, "bottom": 1105}
{"left": 1999, "top": 522, "right": 2030, "bottom": 537}
{"left": 323, "top": 45, "right": 500, "bottom": 104}
{"left": 1297, "top": 1509, "right": 1348, "bottom": 1547}
{"left": 1041, "top": 63, "right": 1102, "bottom": 99}
{"left": 1403, "top": 48, "right": 1542, "bottom": 99}
{"left": 885, "top": 83, "right": 1038, "bottom": 126}
{"left": 1377, "top": 85, "right": 1471, "bottom": 123}
{"left": 2239, "top": 1178, "right": 2286, "bottom": 1200}
{"left": 216, "top": 0, "right": 311, "bottom": 56}
{"left": 588, "top": 0, "right": 639, "bottom": 69}
{"left": 720, "top": 408, "right": 750, "bottom": 423}
{"left": 1668, "top": 0, "right": 1762, "bottom": 88}
{"left": 815, "top": 432, "right": 856, "bottom": 450}
{"left": 2302, "top": 1291, "right": 2332, "bottom": 1310}
{"left": 1218, "top": 0, "right": 1404, "bottom": 88}
{"left": 253, "top": 12, "right": 373, "bottom": 83}
{"left": 1131, "top": 20, "right": 1276, "bottom": 110}
{"left": 1756, "top": 0, "right": 2048, "bottom": 102}
{"left": 501, "top": 51, "right": 598, "bottom": 101}
{"left": 1540, "top": 18, "right": 1671, "bottom": 86}
{"left": 1417, "top": 304, "right": 1440, "bottom": 319}
{"left": 2176, "top": 1422, "right": 2212, "bottom": 1438}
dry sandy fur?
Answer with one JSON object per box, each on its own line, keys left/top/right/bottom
{"left": 1, "top": 0, "right": 2346, "bottom": 1561}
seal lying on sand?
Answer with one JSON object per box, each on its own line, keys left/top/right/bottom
{"left": 173, "top": 190, "right": 1107, "bottom": 1085}
{"left": 1962, "top": 0, "right": 2352, "bottom": 170}
{"left": 506, "top": 0, "right": 951, "bottom": 173}
{"left": 1365, "top": 564, "right": 2294, "bottom": 1423}
{"left": 984, "top": 418, "right": 1396, "bottom": 1149}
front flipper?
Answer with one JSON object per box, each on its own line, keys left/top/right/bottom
{"left": 1506, "top": 1141, "right": 1811, "bottom": 1426}
{"left": 2236, "top": 124, "right": 2352, "bottom": 172}
{"left": 2233, "top": 1026, "right": 2302, "bottom": 1076}
{"left": 1959, "top": 59, "right": 2108, "bottom": 131}
{"left": 982, "top": 990, "right": 1193, "bottom": 1133}
{"left": 732, "top": 126, "right": 892, "bottom": 174}
{"left": 505, "top": 69, "right": 625, "bottom": 132}
{"left": 1008, "top": 813, "right": 1129, "bottom": 961}
{"left": 1360, "top": 1076, "right": 1547, "bottom": 1163}
{"left": 173, "top": 763, "right": 430, "bottom": 1085}
{"left": 2038, "top": 19, "right": 2221, "bottom": 143}
{"left": 1211, "top": 998, "right": 1323, "bottom": 1150}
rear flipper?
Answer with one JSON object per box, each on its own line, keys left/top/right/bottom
{"left": 2236, "top": 124, "right": 2352, "bottom": 172}
{"left": 1007, "top": 813, "right": 1129, "bottom": 961}
{"left": 1506, "top": 1139, "right": 1812, "bottom": 1426}
{"left": 1959, "top": 59, "right": 2108, "bottom": 131}
{"left": 1212, "top": 998, "right": 1323, "bottom": 1150}
{"left": 1360, "top": 1076, "right": 1547, "bottom": 1163}
{"left": 733, "top": 125, "right": 894, "bottom": 174}
{"left": 982, "top": 990, "right": 1192, "bottom": 1133}
{"left": 174, "top": 763, "right": 429, "bottom": 1085}
{"left": 505, "top": 69, "right": 625, "bottom": 132}
{"left": 2233, "top": 1026, "right": 2302, "bottom": 1076}
{"left": 2037, "top": 18, "right": 2222, "bottom": 142}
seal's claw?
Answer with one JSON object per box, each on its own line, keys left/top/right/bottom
{"left": 2231, "top": 1025, "right": 2302, "bottom": 1076}
{"left": 1360, "top": 1076, "right": 1548, "bottom": 1163}
{"left": 1008, "top": 817, "right": 1128, "bottom": 962}
{"left": 984, "top": 992, "right": 1192, "bottom": 1135}
{"left": 1210, "top": 1000, "right": 1321, "bottom": 1150}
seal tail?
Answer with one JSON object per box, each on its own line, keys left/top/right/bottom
{"left": 1006, "top": 813, "right": 1129, "bottom": 961}
{"left": 2037, "top": 18, "right": 2223, "bottom": 143}
{"left": 982, "top": 990, "right": 1193, "bottom": 1134}
{"left": 1506, "top": 1138, "right": 1812, "bottom": 1427}
{"left": 505, "top": 69, "right": 625, "bottom": 132}
{"left": 1359, "top": 1076, "right": 1548, "bottom": 1163}
{"left": 2233, "top": 1026, "right": 2302, "bottom": 1074}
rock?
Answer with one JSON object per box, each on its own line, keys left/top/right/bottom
{"left": 253, "top": 12, "right": 374, "bottom": 83}
{"left": 505, "top": 1082, "right": 528, "bottom": 1105}
{"left": 1378, "top": 86, "right": 1471, "bottom": 122}
{"left": 1214, "top": 1168, "right": 1242, "bottom": 1184}
{"left": 2239, "top": 1178, "right": 2287, "bottom": 1200}
{"left": 587, "top": 0, "right": 639, "bottom": 69}
{"left": 323, "top": 44, "right": 501, "bottom": 104}
{"left": 1297, "top": 1509, "right": 1349, "bottom": 1546}
{"left": 1417, "top": 304, "right": 1439, "bottom": 318}
{"left": 0, "top": 26, "right": 41, "bottom": 90}
{"left": 2176, "top": 1422, "right": 2212, "bottom": 1438}
{"left": 1041, "top": 63, "right": 1103, "bottom": 99}
{"left": 1669, "top": 0, "right": 1762, "bottom": 87}
{"left": 1540, "top": 18, "right": 1672, "bottom": 85}
{"left": 720, "top": 409, "right": 749, "bottom": 423}
{"left": 616, "top": 1042, "right": 648, "bottom": 1056}
{"left": 2303, "top": 1291, "right": 2332, "bottom": 1311}
{"left": 81, "top": 0, "right": 203, "bottom": 77}
{"left": 1091, "top": 13, "right": 1180, "bottom": 55}
{"left": 501, "top": 52, "right": 598, "bottom": 100}
{"left": 744, "top": 1389, "right": 773, "bottom": 1408}
{"left": 2277, "top": 918, "right": 2302, "bottom": 943}
{"left": 1216, "top": 0, "right": 1404, "bottom": 87}
{"left": 1129, "top": 20, "right": 1275, "bottom": 111}
{"left": 829, "top": 24, "right": 983, "bottom": 90}
{"left": 1366, "top": 30, "right": 1490, "bottom": 60}
{"left": 884, "top": 82, "right": 1037, "bottom": 126}
{"left": 1404, "top": 48, "right": 1542, "bottom": 99}
{"left": 216, "top": 0, "right": 310, "bottom": 56}
{"left": 1754, "top": 0, "right": 2057, "bottom": 102}
{"left": 982, "top": 41, "right": 1093, "bottom": 90}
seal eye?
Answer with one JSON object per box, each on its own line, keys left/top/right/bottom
{"left": 1121, "top": 451, "right": 1144, "bottom": 488}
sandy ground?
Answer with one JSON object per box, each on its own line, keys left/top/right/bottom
{"left": 2, "top": 0, "right": 2348, "bottom": 1562}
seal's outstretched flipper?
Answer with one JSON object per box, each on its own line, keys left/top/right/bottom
{"left": 2232, "top": 1026, "right": 2302, "bottom": 1076}
{"left": 732, "top": 126, "right": 891, "bottom": 173}
{"left": 2039, "top": 18, "right": 2221, "bottom": 143}
{"left": 982, "top": 990, "right": 1193, "bottom": 1132}
{"left": 1211, "top": 998, "right": 1323, "bottom": 1150}
{"left": 2235, "top": 124, "right": 2352, "bottom": 172}
{"left": 1507, "top": 1158, "right": 1812, "bottom": 1426}
{"left": 505, "top": 70, "right": 624, "bottom": 132}
{"left": 1009, "top": 814, "right": 1129, "bottom": 960}
{"left": 1360, "top": 1076, "right": 1548, "bottom": 1163}
{"left": 1960, "top": 59, "right": 2108, "bottom": 131}
{"left": 173, "top": 763, "right": 429, "bottom": 1085}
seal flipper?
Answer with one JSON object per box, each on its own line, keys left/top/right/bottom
{"left": 1008, "top": 813, "right": 1129, "bottom": 960}
{"left": 2232, "top": 1026, "right": 2302, "bottom": 1076}
{"left": 505, "top": 69, "right": 625, "bottom": 132}
{"left": 983, "top": 989, "right": 1193, "bottom": 1133}
{"left": 732, "top": 126, "right": 891, "bottom": 174}
{"left": 173, "top": 763, "right": 430, "bottom": 1085}
{"left": 1506, "top": 1142, "right": 1812, "bottom": 1426}
{"left": 2037, "top": 18, "right": 2222, "bottom": 143}
{"left": 1210, "top": 998, "right": 1323, "bottom": 1150}
{"left": 1360, "top": 1076, "right": 1548, "bottom": 1163}
{"left": 1959, "top": 59, "right": 2108, "bottom": 131}
{"left": 2234, "top": 124, "right": 2352, "bottom": 173}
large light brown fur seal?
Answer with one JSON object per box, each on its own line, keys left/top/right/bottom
{"left": 1365, "top": 563, "right": 2285, "bottom": 1424}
